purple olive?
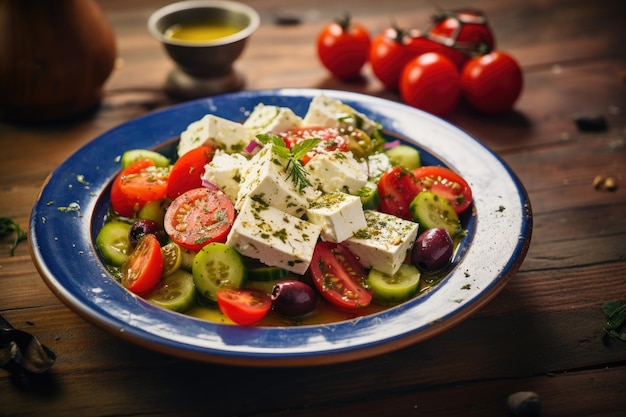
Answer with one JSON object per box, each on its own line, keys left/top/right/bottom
{"left": 411, "top": 228, "right": 454, "bottom": 272}
{"left": 271, "top": 280, "right": 318, "bottom": 317}
{"left": 129, "top": 219, "right": 163, "bottom": 246}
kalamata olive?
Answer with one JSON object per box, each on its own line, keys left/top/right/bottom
{"left": 271, "top": 280, "right": 318, "bottom": 317}
{"left": 129, "top": 219, "right": 164, "bottom": 246}
{"left": 411, "top": 228, "right": 454, "bottom": 272}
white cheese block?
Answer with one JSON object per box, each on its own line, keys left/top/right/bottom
{"left": 364, "top": 152, "right": 391, "bottom": 182}
{"left": 226, "top": 197, "right": 322, "bottom": 275}
{"left": 201, "top": 150, "right": 248, "bottom": 204}
{"left": 178, "top": 114, "right": 250, "bottom": 157}
{"left": 243, "top": 103, "right": 303, "bottom": 135}
{"left": 306, "top": 192, "right": 366, "bottom": 243}
{"left": 235, "top": 143, "right": 309, "bottom": 218}
{"left": 302, "top": 94, "right": 379, "bottom": 135}
{"left": 304, "top": 151, "right": 368, "bottom": 195}
{"left": 343, "top": 210, "right": 419, "bottom": 275}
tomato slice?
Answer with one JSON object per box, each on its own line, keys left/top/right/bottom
{"left": 110, "top": 159, "right": 155, "bottom": 217}
{"left": 121, "top": 233, "right": 163, "bottom": 294}
{"left": 164, "top": 187, "right": 235, "bottom": 252}
{"left": 118, "top": 159, "right": 170, "bottom": 211}
{"left": 167, "top": 145, "right": 215, "bottom": 199}
{"left": 309, "top": 242, "right": 373, "bottom": 309}
{"left": 377, "top": 166, "right": 421, "bottom": 220}
{"left": 216, "top": 287, "right": 272, "bottom": 326}
{"left": 412, "top": 166, "right": 472, "bottom": 214}
{"left": 279, "top": 126, "right": 348, "bottom": 164}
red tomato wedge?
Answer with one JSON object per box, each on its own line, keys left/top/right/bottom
{"left": 110, "top": 159, "right": 155, "bottom": 217}
{"left": 217, "top": 287, "right": 272, "bottom": 326}
{"left": 377, "top": 166, "right": 421, "bottom": 220}
{"left": 164, "top": 187, "right": 235, "bottom": 252}
{"left": 309, "top": 242, "right": 372, "bottom": 309}
{"left": 412, "top": 166, "right": 473, "bottom": 214}
{"left": 119, "top": 159, "right": 169, "bottom": 211}
{"left": 167, "top": 145, "right": 215, "bottom": 199}
{"left": 121, "top": 233, "right": 163, "bottom": 294}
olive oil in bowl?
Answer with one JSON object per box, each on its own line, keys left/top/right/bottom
{"left": 164, "top": 22, "right": 243, "bottom": 42}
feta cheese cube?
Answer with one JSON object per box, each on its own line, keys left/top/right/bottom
{"left": 235, "top": 143, "right": 309, "bottom": 218}
{"left": 243, "top": 103, "right": 303, "bottom": 135}
{"left": 343, "top": 210, "right": 419, "bottom": 275}
{"left": 178, "top": 114, "right": 250, "bottom": 157}
{"left": 201, "top": 150, "right": 248, "bottom": 204}
{"left": 302, "top": 94, "right": 379, "bottom": 135}
{"left": 306, "top": 192, "right": 366, "bottom": 243}
{"left": 304, "top": 151, "right": 367, "bottom": 194}
{"left": 226, "top": 197, "right": 322, "bottom": 275}
{"left": 364, "top": 152, "right": 391, "bottom": 182}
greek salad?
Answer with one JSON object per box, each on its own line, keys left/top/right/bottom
{"left": 95, "top": 94, "right": 472, "bottom": 326}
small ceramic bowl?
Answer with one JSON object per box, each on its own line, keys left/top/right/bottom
{"left": 148, "top": 0, "right": 260, "bottom": 98}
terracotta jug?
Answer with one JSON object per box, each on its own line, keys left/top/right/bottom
{"left": 0, "top": 0, "right": 117, "bottom": 124}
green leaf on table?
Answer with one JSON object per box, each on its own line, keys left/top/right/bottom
{"left": 602, "top": 299, "right": 626, "bottom": 341}
{"left": 0, "top": 217, "right": 27, "bottom": 256}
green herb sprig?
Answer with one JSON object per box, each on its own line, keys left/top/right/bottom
{"left": 0, "top": 217, "right": 27, "bottom": 256}
{"left": 602, "top": 299, "right": 626, "bottom": 341}
{"left": 256, "top": 134, "right": 321, "bottom": 191}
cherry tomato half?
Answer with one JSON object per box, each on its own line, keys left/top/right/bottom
{"left": 309, "top": 242, "right": 373, "bottom": 309}
{"left": 460, "top": 50, "right": 523, "bottom": 114}
{"left": 164, "top": 187, "right": 235, "bottom": 252}
{"left": 317, "top": 14, "right": 371, "bottom": 80}
{"left": 110, "top": 159, "right": 155, "bottom": 217}
{"left": 121, "top": 233, "right": 164, "bottom": 295}
{"left": 119, "top": 159, "right": 170, "bottom": 212}
{"left": 412, "top": 165, "right": 473, "bottom": 214}
{"left": 217, "top": 287, "right": 272, "bottom": 326}
{"left": 279, "top": 126, "right": 348, "bottom": 164}
{"left": 377, "top": 166, "right": 421, "bottom": 220}
{"left": 167, "top": 145, "right": 215, "bottom": 199}
{"left": 399, "top": 52, "right": 461, "bottom": 116}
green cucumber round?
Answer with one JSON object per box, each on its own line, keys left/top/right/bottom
{"left": 357, "top": 182, "right": 380, "bottom": 210}
{"left": 147, "top": 269, "right": 196, "bottom": 312}
{"left": 95, "top": 221, "right": 132, "bottom": 267}
{"left": 409, "top": 191, "right": 462, "bottom": 237}
{"left": 192, "top": 242, "right": 246, "bottom": 302}
{"left": 385, "top": 144, "right": 421, "bottom": 170}
{"left": 367, "top": 264, "right": 421, "bottom": 304}
{"left": 121, "top": 149, "right": 170, "bottom": 168}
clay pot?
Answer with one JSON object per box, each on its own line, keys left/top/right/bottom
{"left": 0, "top": 0, "right": 117, "bottom": 124}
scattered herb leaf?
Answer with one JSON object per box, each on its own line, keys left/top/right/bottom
{"left": 602, "top": 299, "right": 626, "bottom": 341}
{"left": 0, "top": 217, "right": 27, "bottom": 256}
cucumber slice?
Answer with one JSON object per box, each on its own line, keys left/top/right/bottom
{"left": 95, "top": 221, "right": 132, "bottom": 267}
{"left": 121, "top": 149, "right": 170, "bottom": 168}
{"left": 138, "top": 198, "right": 169, "bottom": 225}
{"left": 409, "top": 191, "right": 462, "bottom": 237}
{"left": 385, "top": 144, "right": 421, "bottom": 170}
{"left": 357, "top": 182, "right": 380, "bottom": 210}
{"left": 161, "top": 242, "right": 182, "bottom": 277}
{"left": 180, "top": 247, "right": 197, "bottom": 272}
{"left": 367, "top": 264, "right": 421, "bottom": 304}
{"left": 248, "top": 265, "right": 289, "bottom": 282}
{"left": 147, "top": 269, "right": 196, "bottom": 312}
{"left": 192, "top": 242, "right": 246, "bottom": 301}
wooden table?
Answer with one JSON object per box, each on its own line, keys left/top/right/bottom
{"left": 2, "top": 0, "right": 625, "bottom": 415}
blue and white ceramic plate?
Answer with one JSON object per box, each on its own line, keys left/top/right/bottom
{"left": 30, "top": 89, "right": 532, "bottom": 366}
